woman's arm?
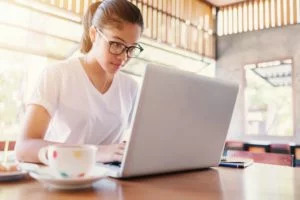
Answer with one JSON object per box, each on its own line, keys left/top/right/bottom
{"left": 15, "top": 105, "right": 59, "bottom": 163}
{"left": 16, "top": 105, "right": 126, "bottom": 163}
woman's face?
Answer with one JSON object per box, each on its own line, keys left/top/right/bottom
{"left": 90, "top": 23, "right": 142, "bottom": 74}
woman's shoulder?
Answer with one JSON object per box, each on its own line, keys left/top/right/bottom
{"left": 41, "top": 57, "right": 80, "bottom": 78}
{"left": 47, "top": 57, "right": 79, "bottom": 71}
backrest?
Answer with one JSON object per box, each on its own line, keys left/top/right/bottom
{"left": 0, "top": 141, "right": 16, "bottom": 151}
{"left": 270, "top": 144, "right": 291, "bottom": 154}
{"left": 223, "top": 140, "right": 245, "bottom": 156}
{"left": 226, "top": 150, "right": 293, "bottom": 166}
{"left": 294, "top": 146, "right": 300, "bottom": 167}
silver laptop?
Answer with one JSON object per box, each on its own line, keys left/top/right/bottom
{"left": 98, "top": 64, "right": 239, "bottom": 178}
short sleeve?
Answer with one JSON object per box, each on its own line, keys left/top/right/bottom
{"left": 27, "top": 66, "right": 61, "bottom": 117}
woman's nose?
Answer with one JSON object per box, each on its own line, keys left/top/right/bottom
{"left": 117, "top": 50, "right": 128, "bottom": 62}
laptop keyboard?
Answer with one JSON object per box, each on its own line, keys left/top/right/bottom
{"left": 105, "top": 161, "right": 121, "bottom": 167}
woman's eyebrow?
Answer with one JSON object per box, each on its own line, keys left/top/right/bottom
{"left": 112, "top": 36, "right": 125, "bottom": 42}
{"left": 112, "top": 36, "right": 138, "bottom": 45}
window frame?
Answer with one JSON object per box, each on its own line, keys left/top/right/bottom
{"left": 241, "top": 57, "right": 296, "bottom": 143}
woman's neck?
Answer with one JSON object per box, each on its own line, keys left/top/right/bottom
{"left": 85, "top": 55, "right": 113, "bottom": 81}
{"left": 82, "top": 55, "right": 114, "bottom": 93}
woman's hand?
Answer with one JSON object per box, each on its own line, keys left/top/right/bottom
{"left": 96, "top": 142, "right": 126, "bottom": 163}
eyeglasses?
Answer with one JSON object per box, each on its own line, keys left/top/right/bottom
{"left": 95, "top": 28, "right": 143, "bottom": 58}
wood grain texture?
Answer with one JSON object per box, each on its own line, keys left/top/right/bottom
{"left": 0, "top": 164, "right": 299, "bottom": 200}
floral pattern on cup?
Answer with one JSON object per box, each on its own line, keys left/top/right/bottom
{"left": 60, "top": 172, "right": 69, "bottom": 178}
{"left": 53, "top": 151, "right": 58, "bottom": 159}
{"left": 72, "top": 151, "right": 83, "bottom": 159}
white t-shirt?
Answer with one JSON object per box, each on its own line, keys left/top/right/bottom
{"left": 28, "top": 57, "right": 138, "bottom": 145}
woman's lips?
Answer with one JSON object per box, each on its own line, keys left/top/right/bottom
{"left": 111, "top": 63, "right": 122, "bottom": 68}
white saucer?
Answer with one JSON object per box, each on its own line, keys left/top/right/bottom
{"left": 0, "top": 170, "right": 27, "bottom": 181}
{"left": 29, "top": 166, "right": 107, "bottom": 190}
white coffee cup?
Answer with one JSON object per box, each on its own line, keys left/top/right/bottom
{"left": 38, "top": 144, "right": 97, "bottom": 178}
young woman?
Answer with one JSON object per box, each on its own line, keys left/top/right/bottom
{"left": 16, "top": 0, "right": 144, "bottom": 163}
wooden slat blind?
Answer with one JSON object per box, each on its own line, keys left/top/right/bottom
{"left": 31, "top": 0, "right": 216, "bottom": 58}
{"left": 218, "top": 0, "right": 299, "bottom": 36}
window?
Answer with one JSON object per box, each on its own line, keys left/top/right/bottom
{"left": 0, "top": 48, "right": 55, "bottom": 140}
{"left": 0, "top": 1, "right": 78, "bottom": 141}
{"left": 244, "top": 59, "right": 294, "bottom": 137}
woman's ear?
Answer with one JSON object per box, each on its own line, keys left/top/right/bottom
{"left": 89, "top": 26, "right": 97, "bottom": 43}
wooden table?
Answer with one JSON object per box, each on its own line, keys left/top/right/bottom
{"left": 1, "top": 163, "right": 299, "bottom": 200}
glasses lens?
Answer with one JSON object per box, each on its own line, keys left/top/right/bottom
{"left": 127, "top": 46, "right": 142, "bottom": 57}
{"left": 109, "top": 42, "right": 126, "bottom": 55}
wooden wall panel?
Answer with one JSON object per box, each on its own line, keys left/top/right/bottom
{"left": 33, "top": 0, "right": 216, "bottom": 58}
{"left": 218, "top": 0, "right": 300, "bottom": 36}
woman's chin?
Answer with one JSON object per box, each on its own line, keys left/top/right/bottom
{"left": 106, "top": 67, "right": 119, "bottom": 74}
{"left": 110, "top": 64, "right": 121, "bottom": 72}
